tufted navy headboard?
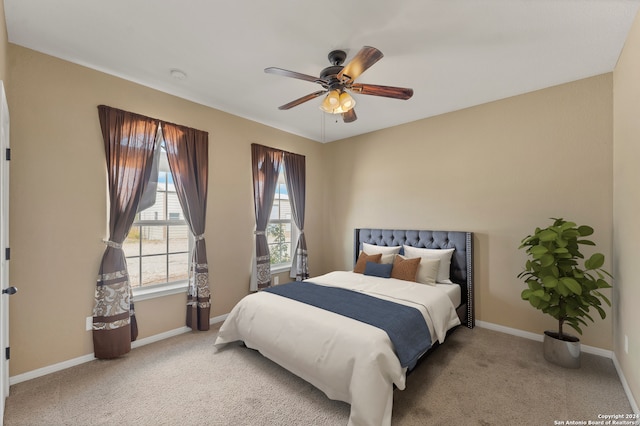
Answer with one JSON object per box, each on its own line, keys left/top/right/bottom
{"left": 354, "top": 228, "right": 474, "bottom": 328}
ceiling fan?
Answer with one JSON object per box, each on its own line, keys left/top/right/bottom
{"left": 264, "top": 46, "right": 414, "bottom": 123}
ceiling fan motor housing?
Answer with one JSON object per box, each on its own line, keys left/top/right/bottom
{"left": 322, "top": 50, "right": 348, "bottom": 89}
{"left": 320, "top": 65, "right": 344, "bottom": 91}
{"left": 328, "top": 50, "right": 347, "bottom": 66}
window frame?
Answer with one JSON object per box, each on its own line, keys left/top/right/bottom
{"left": 267, "top": 167, "right": 297, "bottom": 273}
{"left": 124, "top": 141, "right": 193, "bottom": 301}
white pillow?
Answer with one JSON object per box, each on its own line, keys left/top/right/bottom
{"left": 362, "top": 242, "right": 402, "bottom": 255}
{"left": 415, "top": 258, "right": 440, "bottom": 286}
{"left": 380, "top": 253, "right": 397, "bottom": 264}
{"left": 356, "top": 250, "right": 396, "bottom": 265}
{"left": 402, "top": 246, "right": 455, "bottom": 283}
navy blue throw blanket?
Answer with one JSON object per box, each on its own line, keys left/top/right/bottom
{"left": 264, "top": 282, "right": 432, "bottom": 369}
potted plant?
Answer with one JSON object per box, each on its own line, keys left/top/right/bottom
{"left": 517, "top": 218, "right": 612, "bottom": 368}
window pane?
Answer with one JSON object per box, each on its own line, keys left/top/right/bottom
{"left": 267, "top": 167, "right": 293, "bottom": 266}
{"left": 140, "top": 226, "right": 167, "bottom": 256}
{"left": 266, "top": 223, "right": 280, "bottom": 244}
{"left": 267, "top": 223, "right": 291, "bottom": 264}
{"left": 268, "top": 242, "right": 291, "bottom": 265}
{"left": 120, "top": 145, "right": 191, "bottom": 289}
{"left": 280, "top": 198, "right": 291, "bottom": 220}
{"left": 141, "top": 255, "right": 168, "bottom": 286}
{"left": 282, "top": 221, "right": 291, "bottom": 243}
{"left": 166, "top": 171, "right": 174, "bottom": 190}
{"left": 139, "top": 192, "right": 166, "bottom": 221}
{"left": 123, "top": 226, "right": 141, "bottom": 257}
{"left": 157, "top": 170, "right": 167, "bottom": 191}
{"left": 127, "top": 257, "right": 140, "bottom": 287}
{"left": 167, "top": 192, "right": 182, "bottom": 219}
{"left": 270, "top": 200, "right": 279, "bottom": 220}
{"left": 168, "top": 225, "right": 189, "bottom": 253}
{"left": 169, "top": 253, "right": 189, "bottom": 282}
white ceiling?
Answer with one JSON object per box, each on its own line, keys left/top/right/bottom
{"left": 5, "top": 1, "right": 640, "bottom": 143}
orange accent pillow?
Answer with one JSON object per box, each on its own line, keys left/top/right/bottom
{"left": 354, "top": 252, "right": 382, "bottom": 274}
{"left": 391, "top": 255, "right": 421, "bottom": 282}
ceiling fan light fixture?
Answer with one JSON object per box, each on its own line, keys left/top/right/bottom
{"left": 327, "top": 90, "right": 340, "bottom": 106}
{"left": 320, "top": 90, "right": 339, "bottom": 113}
{"left": 320, "top": 90, "right": 355, "bottom": 114}
{"left": 319, "top": 95, "right": 334, "bottom": 113}
{"left": 339, "top": 91, "right": 356, "bottom": 110}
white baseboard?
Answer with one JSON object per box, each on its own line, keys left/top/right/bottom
{"left": 475, "top": 320, "right": 613, "bottom": 358}
{"left": 475, "top": 320, "right": 544, "bottom": 341}
{"left": 210, "top": 313, "right": 228, "bottom": 325}
{"left": 131, "top": 326, "right": 191, "bottom": 349}
{"left": 476, "top": 320, "right": 638, "bottom": 413}
{"left": 9, "top": 353, "right": 97, "bottom": 386}
{"left": 9, "top": 314, "right": 229, "bottom": 386}
{"left": 612, "top": 353, "right": 640, "bottom": 415}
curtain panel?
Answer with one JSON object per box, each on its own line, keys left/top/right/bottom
{"left": 250, "top": 144, "right": 308, "bottom": 289}
{"left": 250, "top": 144, "right": 284, "bottom": 290}
{"left": 283, "top": 152, "right": 309, "bottom": 281}
{"left": 94, "top": 105, "right": 160, "bottom": 359}
{"left": 162, "top": 123, "right": 211, "bottom": 331}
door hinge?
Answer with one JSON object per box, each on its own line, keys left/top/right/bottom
{"left": 4, "top": 247, "right": 9, "bottom": 261}
{"left": 5, "top": 347, "right": 9, "bottom": 361}
{"left": 5, "top": 148, "right": 9, "bottom": 161}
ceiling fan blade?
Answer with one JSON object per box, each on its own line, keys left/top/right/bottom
{"left": 342, "top": 108, "right": 357, "bottom": 123}
{"left": 278, "top": 90, "right": 327, "bottom": 110}
{"left": 265, "top": 67, "right": 323, "bottom": 84}
{"left": 337, "top": 46, "right": 384, "bottom": 83}
{"left": 350, "top": 83, "right": 414, "bottom": 100}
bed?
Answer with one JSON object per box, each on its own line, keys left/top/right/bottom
{"left": 214, "top": 228, "right": 474, "bottom": 426}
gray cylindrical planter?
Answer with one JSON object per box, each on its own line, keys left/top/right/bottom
{"left": 543, "top": 331, "right": 581, "bottom": 369}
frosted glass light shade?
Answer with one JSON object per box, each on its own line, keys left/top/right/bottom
{"left": 339, "top": 92, "right": 355, "bottom": 110}
{"left": 319, "top": 90, "right": 356, "bottom": 114}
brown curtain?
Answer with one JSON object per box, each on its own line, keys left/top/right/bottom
{"left": 250, "top": 144, "right": 284, "bottom": 290}
{"left": 94, "top": 105, "right": 160, "bottom": 359}
{"left": 283, "top": 152, "right": 308, "bottom": 281}
{"left": 162, "top": 123, "right": 211, "bottom": 331}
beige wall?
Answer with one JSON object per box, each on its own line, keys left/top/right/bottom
{"left": 6, "top": 45, "right": 326, "bottom": 376}
{"left": 613, "top": 7, "right": 640, "bottom": 409}
{"left": 0, "top": 0, "right": 7, "bottom": 82}
{"left": 324, "top": 74, "right": 614, "bottom": 350}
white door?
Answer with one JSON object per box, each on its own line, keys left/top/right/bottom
{"left": 0, "top": 80, "right": 12, "bottom": 420}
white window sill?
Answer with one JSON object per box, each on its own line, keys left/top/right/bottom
{"left": 270, "top": 264, "right": 291, "bottom": 274}
{"left": 132, "top": 281, "right": 188, "bottom": 302}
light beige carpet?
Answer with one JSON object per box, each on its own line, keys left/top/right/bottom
{"left": 3, "top": 326, "right": 633, "bottom": 425}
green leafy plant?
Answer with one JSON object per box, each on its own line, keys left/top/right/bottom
{"left": 517, "top": 218, "right": 612, "bottom": 341}
{"left": 267, "top": 223, "right": 290, "bottom": 265}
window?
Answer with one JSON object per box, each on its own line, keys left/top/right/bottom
{"left": 123, "top": 142, "right": 191, "bottom": 290}
{"left": 267, "top": 167, "right": 295, "bottom": 270}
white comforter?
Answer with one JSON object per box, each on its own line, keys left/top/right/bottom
{"left": 214, "top": 271, "right": 461, "bottom": 426}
